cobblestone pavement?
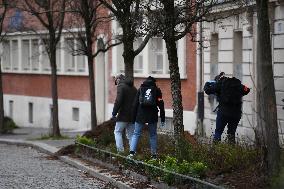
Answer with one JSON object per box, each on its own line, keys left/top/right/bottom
{"left": 0, "top": 143, "right": 107, "bottom": 189}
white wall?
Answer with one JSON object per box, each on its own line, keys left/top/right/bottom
{"left": 107, "top": 103, "right": 197, "bottom": 134}
{"left": 4, "top": 94, "right": 91, "bottom": 131}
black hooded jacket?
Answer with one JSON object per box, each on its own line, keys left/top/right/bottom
{"left": 112, "top": 77, "right": 137, "bottom": 122}
{"left": 204, "top": 77, "right": 250, "bottom": 118}
{"left": 132, "top": 78, "right": 165, "bottom": 124}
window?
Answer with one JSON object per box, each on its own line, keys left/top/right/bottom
{"left": 31, "top": 39, "right": 39, "bottom": 70}
{"left": 2, "top": 35, "right": 87, "bottom": 75}
{"left": 28, "top": 102, "right": 33, "bottom": 123}
{"left": 117, "top": 43, "right": 124, "bottom": 73}
{"left": 41, "top": 40, "right": 50, "bottom": 71}
{"left": 2, "top": 41, "right": 10, "bottom": 70}
{"left": 233, "top": 31, "right": 243, "bottom": 80}
{"left": 149, "top": 38, "right": 166, "bottom": 74}
{"left": 134, "top": 38, "right": 143, "bottom": 73}
{"left": 56, "top": 42, "right": 61, "bottom": 71}
{"left": 75, "top": 38, "right": 86, "bottom": 72}
{"left": 278, "top": 23, "right": 283, "bottom": 33}
{"left": 210, "top": 34, "right": 218, "bottom": 80}
{"left": 209, "top": 34, "right": 219, "bottom": 113}
{"left": 9, "top": 100, "right": 13, "bottom": 118}
{"left": 112, "top": 36, "right": 186, "bottom": 78}
{"left": 22, "top": 40, "right": 30, "bottom": 70}
{"left": 64, "top": 38, "right": 86, "bottom": 72}
{"left": 65, "top": 38, "right": 75, "bottom": 72}
{"left": 72, "top": 107, "right": 79, "bottom": 121}
{"left": 11, "top": 40, "right": 19, "bottom": 70}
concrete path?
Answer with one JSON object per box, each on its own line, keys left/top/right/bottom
{"left": 0, "top": 127, "right": 155, "bottom": 189}
{"left": 0, "top": 143, "right": 107, "bottom": 189}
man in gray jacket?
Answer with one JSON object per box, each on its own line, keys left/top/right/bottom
{"left": 112, "top": 75, "right": 137, "bottom": 152}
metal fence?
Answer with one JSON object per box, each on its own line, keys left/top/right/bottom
{"left": 75, "top": 141, "right": 224, "bottom": 189}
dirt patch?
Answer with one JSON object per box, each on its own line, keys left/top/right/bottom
{"left": 43, "top": 155, "right": 59, "bottom": 160}
{"left": 55, "top": 144, "right": 76, "bottom": 156}
{"left": 82, "top": 119, "right": 116, "bottom": 139}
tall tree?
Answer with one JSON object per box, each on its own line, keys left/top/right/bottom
{"left": 67, "top": 0, "right": 120, "bottom": 131}
{"left": 255, "top": 0, "right": 280, "bottom": 176}
{"left": 98, "top": 0, "right": 152, "bottom": 77}
{"left": 22, "top": 0, "right": 67, "bottom": 137}
{"left": 0, "top": 0, "right": 8, "bottom": 134}
{"left": 148, "top": 0, "right": 219, "bottom": 143}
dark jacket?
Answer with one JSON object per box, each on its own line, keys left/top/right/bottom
{"left": 204, "top": 77, "right": 250, "bottom": 118}
{"left": 112, "top": 77, "right": 137, "bottom": 122}
{"left": 132, "top": 78, "right": 165, "bottom": 124}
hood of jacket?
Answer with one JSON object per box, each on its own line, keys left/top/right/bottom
{"left": 141, "top": 77, "right": 156, "bottom": 87}
{"left": 120, "top": 77, "right": 134, "bottom": 87}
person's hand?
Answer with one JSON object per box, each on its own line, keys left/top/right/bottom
{"left": 111, "top": 113, "right": 117, "bottom": 121}
{"left": 160, "top": 122, "right": 165, "bottom": 128}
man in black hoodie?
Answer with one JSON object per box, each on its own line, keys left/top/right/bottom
{"left": 204, "top": 72, "right": 250, "bottom": 143}
{"left": 112, "top": 75, "right": 137, "bottom": 152}
{"left": 128, "top": 76, "right": 165, "bottom": 159}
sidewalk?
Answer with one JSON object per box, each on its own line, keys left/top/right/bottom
{"left": 0, "top": 127, "right": 147, "bottom": 189}
{"left": 0, "top": 127, "right": 84, "bottom": 147}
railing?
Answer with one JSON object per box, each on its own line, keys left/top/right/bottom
{"left": 75, "top": 141, "right": 224, "bottom": 189}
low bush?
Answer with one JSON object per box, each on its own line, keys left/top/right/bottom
{"left": 2, "top": 116, "right": 18, "bottom": 134}
{"left": 145, "top": 155, "right": 207, "bottom": 185}
{"left": 76, "top": 135, "right": 96, "bottom": 147}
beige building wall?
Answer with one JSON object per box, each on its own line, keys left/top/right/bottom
{"left": 200, "top": 2, "right": 284, "bottom": 144}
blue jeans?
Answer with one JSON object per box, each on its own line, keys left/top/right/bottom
{"left": 130, "top": 122, "right": 157, "bottom": 155}
{"left": 214, "top": 111, "right": 241, "bottom": 142}
{"left": 114, "top": 122, "right": 134, "bottom": 152}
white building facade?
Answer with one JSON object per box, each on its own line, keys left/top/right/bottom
{"left": 199, "top": 1, "right": 284, "bottom": 144}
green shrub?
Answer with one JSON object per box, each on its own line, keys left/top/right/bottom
{"left": 97, "top": 131, "right": 115, "bottom": 147}
{"left": 189, "top": 161, "right": 207, "bottom": 177}
{"left": 2, "top": 116, "right": 18, "bottom": 134}
{"left": 145, "top": 155, "right": 208, "bottom": 185}
{"left": 76, "top": 135, "right": 96, "bottom": 147}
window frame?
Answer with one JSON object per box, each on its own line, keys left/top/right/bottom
{"left": 1, "top": 33, "right": 88, "bottom": 76}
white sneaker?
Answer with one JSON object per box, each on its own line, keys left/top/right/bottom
{"left": 127, "top": 153, "right": 135, "bottom": 159}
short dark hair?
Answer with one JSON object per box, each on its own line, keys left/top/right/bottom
{"left": 146, "top": 76, "right": 156, "bottom": 82}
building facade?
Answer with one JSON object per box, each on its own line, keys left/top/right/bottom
{"left": 2, "top": 6, "right": 198, "bottom": 133}
{"left": 199, "top": 1, "right": 284, "bottom": 144}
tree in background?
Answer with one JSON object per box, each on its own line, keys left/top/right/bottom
{"left": 0, "top": 0, "right": 9, "bottom": 133}
{"left": 147, "top": 0, "right": 221, "bottom": 150}
{"left": 67, "top": 0, "right": 120, "bottom": 131}
{"left": 22, "top": 0, "right": 67, "bottom": 137}
{"left": 98, "top": 0, "right": 153, "bottom": 77}
{"left": 255, "top": 0, "right": 280, "bottom": 177}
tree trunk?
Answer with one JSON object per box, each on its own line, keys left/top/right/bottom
{"left": 50, "top": 46, "right": 61, "bottom": 137}
{"left": 256, "top": 0, "right": 280, "bottom": 176}
{"left": 88, "top": 55, "right": 97, "bottom": 131}
{"left": 0, "top": 64, "right": 4, "bottom": 133}
{"left": 165, "top": 38, "right": 184, "bottom": 139}
{"left": 122, "top": 34, "right": 135, "bottom": 78}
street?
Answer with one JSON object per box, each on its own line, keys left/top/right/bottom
{"left": 0, "top": 143, "right": 107, "bottom": 189}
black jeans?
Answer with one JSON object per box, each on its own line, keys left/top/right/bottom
{"left": 214, "top": 110, "right": 241, "bottom": 143}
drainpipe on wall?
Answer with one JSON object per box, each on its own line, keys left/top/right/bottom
{"left": 197, "top": 21, "right": 205, "bottom": 136}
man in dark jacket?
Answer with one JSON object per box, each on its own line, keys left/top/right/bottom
{"left": 128, "top": 76, "right": 165, "bottom": 159}
{"left": 112, "top": 75, "right": 137, "bottom": 152}
{"left": 204, "top": 72, "right": 250, "bottom": 143}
